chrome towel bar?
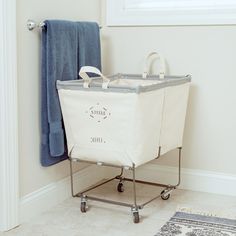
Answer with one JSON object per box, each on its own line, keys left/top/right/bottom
{"left": 27, "top": 19, "right": 102, "bottom": 31}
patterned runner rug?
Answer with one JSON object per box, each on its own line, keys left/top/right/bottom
{"left": 155, "top": 208, "right": 236, "bottom": 236}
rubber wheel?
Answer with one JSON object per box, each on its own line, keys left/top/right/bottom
{"left": 80, "top": 202, "right": 87, "bottom": 213}
{"left": 161, "top": 190, "right": 170, "bottom": 200}
{"left": 133, "top": 212, "right": 140, "bottom": 223}
{"left": 117, "top": 182, "right": 124, "bottom": 193}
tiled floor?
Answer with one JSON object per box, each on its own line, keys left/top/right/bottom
{"left": 2, "top": 181, "right": 236, "bottom": 236}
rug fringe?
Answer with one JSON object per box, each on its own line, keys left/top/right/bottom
{"left": 177, "top": 205, "right": 236, "bottom": 220}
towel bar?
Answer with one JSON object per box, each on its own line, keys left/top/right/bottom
{"left": 26, "top": 19, "right": 102, "bottom": 31}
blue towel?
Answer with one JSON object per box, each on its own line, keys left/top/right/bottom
{"left": 41, "top": 20, "right": 101, "bottom": 166}
{"left": 77, "top": 22, "right": 101, "bottom": 71}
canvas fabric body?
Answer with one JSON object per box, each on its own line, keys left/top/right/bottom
{"left": 159, "top": 82, "right": 190, "bottom": 155}
{"left": 58, "top": 88, "right": 164, "bottom": 167}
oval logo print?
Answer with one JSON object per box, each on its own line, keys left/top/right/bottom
{"left": 86, "top": 103, "right": 111, "bottom": 123}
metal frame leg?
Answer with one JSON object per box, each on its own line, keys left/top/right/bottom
{"left": 177, "top": 147, "right": 182, "bottom": 187}
{"left": 132, "top": 164, "right": 137, "bottom": 208}
{"left": 117, "top": 167, "right": 124, "bottom": 182}
{"left": 131, "top": 164, "right": 140, "bottom": 223}
{"left": 70, "top": 158, "right": 76, "bottom": 197}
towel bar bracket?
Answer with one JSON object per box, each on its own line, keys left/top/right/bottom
{"left": 27, "top": 19, "right": 45, "bottom": 30}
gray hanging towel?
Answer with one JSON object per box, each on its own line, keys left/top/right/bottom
{"left": 40, "top": 20, "right": 101, "bottom": 166}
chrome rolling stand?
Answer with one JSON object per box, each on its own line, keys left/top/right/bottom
{"left": 69, "top": 147, "right": 182, "bottom": 223}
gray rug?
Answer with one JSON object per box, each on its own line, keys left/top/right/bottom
{"left": 155, "top": 211, "right": 236, "bottom": 236}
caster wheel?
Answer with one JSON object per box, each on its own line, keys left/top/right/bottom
{"left": 117, "top": 182, "right": 124, "bottom": 193}
{"left": 80, "top": 201, "right": 87, "bottom": 213}
{"left": 133, "top": 212, "right": 140, "bottom": 223}
{"left": 161, "top": 190, "right": 170, "bottom": 200}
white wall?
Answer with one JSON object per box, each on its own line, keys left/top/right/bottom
{"left": 17, "top": 0, "right": 236, "bottom": 200}
{"left": 17, "top": 0, "right": 101, "bottom": 197}
{"left": 101, "top": 0, "right": 236, "bottom": 175}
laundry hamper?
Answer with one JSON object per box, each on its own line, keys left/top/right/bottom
{"left": 57, "top": 53, "right": 191, "bottom": 223}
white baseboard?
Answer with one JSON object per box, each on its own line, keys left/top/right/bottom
{"left": 20, "top": 165, "right": 111, "bottom": 223}
{"left": 20, "top": 163, "right": 236, "bottom": 223}
{"left": 133, "top": 163, "right": 236, "bottom": 197}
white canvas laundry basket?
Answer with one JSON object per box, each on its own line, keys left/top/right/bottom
{"left": 57, "top": 53, "right": 191, "bottom": 168}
